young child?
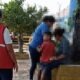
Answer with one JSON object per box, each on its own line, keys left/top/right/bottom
{"left": 37, "top": 32, "right": 58, "bottom": 80}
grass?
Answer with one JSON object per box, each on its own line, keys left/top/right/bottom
{"left": 15, "top": 52, "right": 29, "bottom": 60}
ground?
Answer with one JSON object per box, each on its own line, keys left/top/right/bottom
{"left": 13, "top": 60, "right": 37, "bottom": 80}
{"left": 13, "top": 43, "right": 30, "bottom": 80}
{"left": 13, "top": 43, "right": 37, "bottom": 80}
{"left": 13, "top": 60, "right": 30, "bottom": 80}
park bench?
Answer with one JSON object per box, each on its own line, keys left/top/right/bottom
{"left": 52, "top": 65, "right": 80, "bottom": 80}
{"left": 13, "top": 36, "right": 31, "bottom": 43}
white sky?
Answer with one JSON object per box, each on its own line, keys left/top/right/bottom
{"left": 1, "top": 0, "right": 70, "bottom": 15}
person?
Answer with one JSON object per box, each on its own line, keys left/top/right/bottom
{"left": 29, "top": 15, "right": 56, "bottom": 80}
{"left": 54, "top": 28, "right": 71, "bottom": 64}
{"left": 38, "top": 28, "right": 71, "bottom": 80}
{"left": 37, "top": 32, "right": 58, "bottom": 80}
{"left": 0, "top": 10, "right": 18, "bottom": 80}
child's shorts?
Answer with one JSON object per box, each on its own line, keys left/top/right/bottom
{"left": 39, "top": 60, "right": 62, "bottom": 80}
{"left": 40, "top": 60, "right": 62, "bottom": 71}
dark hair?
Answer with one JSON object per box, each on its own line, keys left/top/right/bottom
{"left": 43, "top": 15, "right": 56, "bottom": 23}
{"left": 54, "top": 28, "right": 65, "bottom": 37}
{"left": 0, "top": 10, "right": 2, "bottom": 18}
{"left": 44, "top": 32, "right": 52, "bottom": 37}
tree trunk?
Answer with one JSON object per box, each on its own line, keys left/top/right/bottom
{"left": 18, "top": 33, "right": 23, "bottom": 53}
{"left": 72, "top": 7, "right": 80, "bottom": 63}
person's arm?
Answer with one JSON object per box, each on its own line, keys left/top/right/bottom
{"left": 37, "top": 46, "right": 41, "bottom": 52}
{"left": 57, "top": 54, "right": 65, "bottom": 60}
{"left": 6, "top": 44, "right": 18, "bottom": 72}
{"left": 49, "top": 54, "right": 65, "bottom": 61}
{"left": 4, "top": 28, "right": 18, "bottom": 72}
{"left": 49, "top": 56, "right": 57, "bottom": 61}
{"left": 37, "top": 43, "right": 44, "bottom": 52}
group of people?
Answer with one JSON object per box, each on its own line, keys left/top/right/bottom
{"left": 29, "top": 16, "right": 71, "bottom": 80}
{"left": 0, "top": 9, "right": 71, "bottom": 80}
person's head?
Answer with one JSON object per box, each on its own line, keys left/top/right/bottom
{"left": 0, "top": 10, "right": 2, "bottom": 19}
{"left": 43, "top": 32, "right": 52, "bottom": 41}
{"left": 43, "top": 15, "right": 56, "bottom": 27}
{"left": 54, "top": 28, "right": 65, "bottom": 41}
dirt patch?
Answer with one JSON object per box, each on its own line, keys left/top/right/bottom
{"left": 15, "top": 52, "right": 29, "bottom": 60}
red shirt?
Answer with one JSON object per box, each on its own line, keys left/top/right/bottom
{"left": 40, "top": 40, "right": 56, "bottom": 63}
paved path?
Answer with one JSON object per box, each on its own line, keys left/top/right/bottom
{"left": 13, "top": 44, "right": 37, "bottom": 80}
{"left": 13, "top": 44, "right": 30, "bottom": 80}
{"left": 13, "top": 60, "right": 30, "bottom": 80}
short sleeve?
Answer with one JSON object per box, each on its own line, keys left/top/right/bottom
{"left": 42, "top": 26, "right": 50, "bottom": 35}
{"left": 4, "top": 28, "right": 12, "bottom": 44}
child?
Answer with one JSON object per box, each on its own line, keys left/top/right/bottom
{"left": 37, "top": 32, "right": 58, "bottom": 80}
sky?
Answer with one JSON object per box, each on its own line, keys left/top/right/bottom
{"left": 1, "top": 0, "right": 70, "bottom": 15}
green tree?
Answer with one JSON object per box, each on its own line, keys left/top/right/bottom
{"left": 3, "top": 0, "right": 47, "bottom": 53}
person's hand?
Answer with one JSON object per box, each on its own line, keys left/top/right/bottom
{"left": 50, "top": 57, "right": 57, "bottom": 61}
{"left": 37, "top": 46, "right": 41, "bottom": 52}
{"left": 14, "top": 63, "right": 18, "bottom": 72}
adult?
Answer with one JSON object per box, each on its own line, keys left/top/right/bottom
{"left": 0, "top": 10, "right": 18, "bottom": 80}
{"left": 54, "top": 28, "right": 71, "bottom": 64}
{"left": 29, "top": 15, "right": 56, "bottom": 80}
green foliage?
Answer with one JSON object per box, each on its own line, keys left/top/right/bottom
{"left": 3, "top": 0, "right": 47, "bottom": 35}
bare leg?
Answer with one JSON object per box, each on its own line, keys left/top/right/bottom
{"left": 38, "top": 69, "right": 42, "bottom": 80}
{"left": 41, "top": 70, "right": 46, "bottom": 80}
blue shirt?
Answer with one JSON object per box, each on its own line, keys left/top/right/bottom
{"left": 30, "top": 22, "right": 50, "bottom": 48}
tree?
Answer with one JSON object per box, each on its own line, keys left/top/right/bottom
{"left": 72, "top": 0, "right": 80, "bottom": 63}
{"left": 3, "top": 0, "right": 47, "bottom": 53}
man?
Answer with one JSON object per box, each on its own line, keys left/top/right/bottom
{"left": 0, "top": 10, "right": 18, "bottom": 80}
{"left": 29, "top": 15, "right": 56, "bottom": 80}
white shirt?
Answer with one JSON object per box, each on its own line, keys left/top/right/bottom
{"left": 4, "top": 28, "right": 12, "bottom": 44}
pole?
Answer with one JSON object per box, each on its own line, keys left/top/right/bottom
{"left": 0, "top": 0, "right": 3, "bottom": 9}
{"left": 57, "top": 2, "right": 61, "bottom": 19}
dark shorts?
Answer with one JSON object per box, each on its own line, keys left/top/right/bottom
{"left": 0, "top": 69, "right": 13, "bottom": 80}
{"left": 40, "top": 60, "right": 62, "bottom": 71}
{"left": 40, "top": 60, "right": 61, "bottom": 80}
